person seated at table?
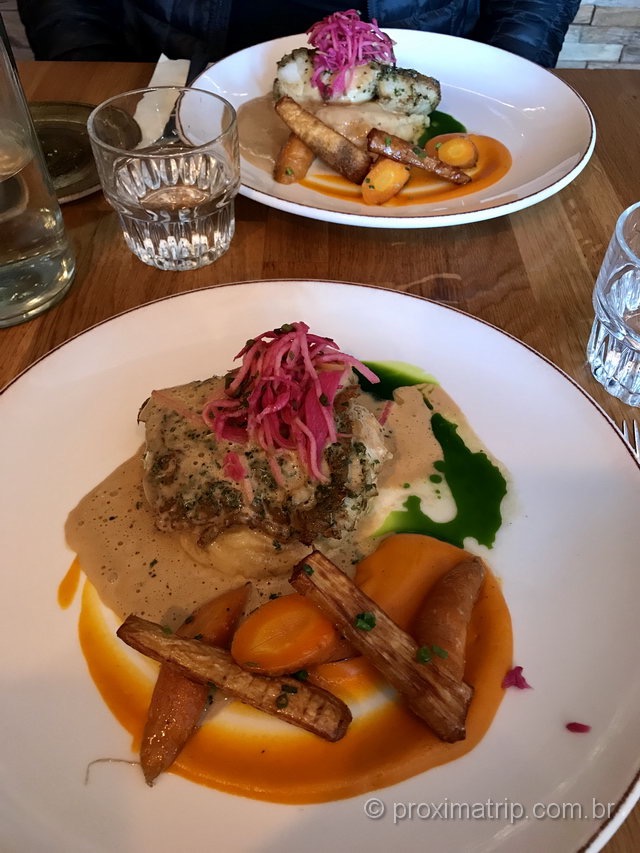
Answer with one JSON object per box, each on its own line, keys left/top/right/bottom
{"left": 17, "top": 0, "right": 580, "bottom": 69}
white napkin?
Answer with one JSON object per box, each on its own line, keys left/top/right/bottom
{"left": 133, "top": 54, "right": 191, "bottom": 146}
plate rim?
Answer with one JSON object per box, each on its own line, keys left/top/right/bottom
{"left": 192, "top": 32, "right": 597, "bottom": 228}
{"left": 0, "top": 278, "right": 626, "bottom": 446}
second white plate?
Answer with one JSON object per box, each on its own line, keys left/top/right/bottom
{"left": 193, "top": 31, "right": 596, "bottom": 228}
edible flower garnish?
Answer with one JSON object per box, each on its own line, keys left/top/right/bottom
{"left": 502, "top": 665, "right": 532, "bottom": 689}
{"left": 307, "top": 9, "right": 396, "bottom": 98}
{"left": 202, "top": 322, "right": 379, "bottom": 483}
{"left": 566, "top": 722, "right": 591, "bottom": 733}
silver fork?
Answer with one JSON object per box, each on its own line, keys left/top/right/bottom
{"left": 621, "top": 418, "right": 640, "bottom": 461}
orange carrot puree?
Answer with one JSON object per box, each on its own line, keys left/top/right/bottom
{"left": 73, "top": 534, "right": 512, "bottom": 803}
{"left": 57, "top": 557, "right": 82, "bottom": 609}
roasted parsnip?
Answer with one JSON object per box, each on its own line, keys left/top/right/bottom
{"left": 367, "top": 129, "right": 471, "bottom": 185}
{"left": 290, "top": 551, "right": 472, "bottom": 743}
{"left": 117, "top": 614, "right": 352, "bottom": 742}
{"left": 275, "top": 96, "right": 371, "bottom": 184}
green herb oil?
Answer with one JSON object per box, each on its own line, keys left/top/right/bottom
{"left": 377, "top": 412, "right": 507, "bottom": 548}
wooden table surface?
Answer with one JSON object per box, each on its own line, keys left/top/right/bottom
{"left": 5, "top": 61, "right": 640, "bottom": 851}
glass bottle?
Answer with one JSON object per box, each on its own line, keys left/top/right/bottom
{"left": 0, "top": 18, "right": 76, "bottom": 327}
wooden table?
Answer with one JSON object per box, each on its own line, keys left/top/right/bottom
{"left": 5, "top": 62, "right": 640, "bottom": 851}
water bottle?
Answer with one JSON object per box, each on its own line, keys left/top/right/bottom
{"left": 0, "top": 18, "right": 75, "bottom": 327}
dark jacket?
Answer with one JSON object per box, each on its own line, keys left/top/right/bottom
{"left": 17, "top": 0, "right": 580, "bottom": 68}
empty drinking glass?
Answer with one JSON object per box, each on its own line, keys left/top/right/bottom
{"left": 586, "top": 201, "right": 640, "bottom": 407}
{"left": 88, "top": 87, "right": 240, "bottom": 271}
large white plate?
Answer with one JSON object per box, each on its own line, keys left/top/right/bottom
{"left": 1, "top": 281, "right": 638, "bottom": 853}
{"left": 192, "top": 32, "right": 596, "bottom": 228}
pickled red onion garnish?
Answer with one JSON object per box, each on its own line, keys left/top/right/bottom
{"left": 307, "top": 9, "right": 396, "bottom": 98}
{"left": 566, "top": 722, "right": 591, "bottom": 733}
{"left": 223, "top": 451, "right": 247, "bottom": 482}
{"left": 502, "top": 666, "right": 532, "bottom": 689}
{"left": 202, "top": 322, "right": 379, "bottom": 483}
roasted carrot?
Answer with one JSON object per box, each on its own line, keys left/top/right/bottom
{"left": 291, "top": 551, "right": 472, "bottom": 743}
{"left": 231, "top": 592, "right": 343, "bottom": 676}
{"left": 361, "top": 157, "right": 411, "bottom": 205}
{"left": 274, "top": 132, "right": 315, "bottom": 184}
{"left": 426, "top": 134, "right": 478, "bottom": 169}
{"left": 140, "top": 583, "right": 250, "bottom": 785}
{"left": 412, "top": 557, "right": 485, "bottom": 681}
{"left": 118, "top": 614, "right": 352, "bottom": 741}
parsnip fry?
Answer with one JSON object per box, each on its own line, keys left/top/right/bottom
{"left": 141, "top": 583, "right": 250, "bottom": 785}
{"left": 117, "top": 614, "right": 352, "bottom": 742}
{"left": 367, "top": 129, "right": 471, "bottom": 185}
{"left": 275, "top": 96, "right": 371, "bottom": 184}
{"left": 362, "top": 157, "right": 411, "bottom": 205}
{"left": 290, "top": 551, "right": 472, "bottom": 743}
{"left": 412, "top": 558, "right": 485, "bottom": 682}
{"left": 274, "top": 132, "right": 315, "bottom": 184}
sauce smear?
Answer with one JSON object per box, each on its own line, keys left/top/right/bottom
{"left": 76, "top": 532, "right": 512, "bottom": 803}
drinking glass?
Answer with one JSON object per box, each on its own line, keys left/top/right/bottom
{"left": 0, "top": 26, "right": 76, "bottom": 327}
{"left": 87, "top": 87, "right": 240, "bottom": 271}
{"left": 586, "top": 201, "right": 640, "bottom": 406}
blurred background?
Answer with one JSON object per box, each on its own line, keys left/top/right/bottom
{"left": 1, "top": 0, "right": 639, "bottom": 67}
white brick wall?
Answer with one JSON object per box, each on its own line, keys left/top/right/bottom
{"left": 558, "top": 0, "right": 640, "bottom": 67}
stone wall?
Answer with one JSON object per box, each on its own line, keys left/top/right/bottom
{"left": 558, "top": 0, "right": 640, "bottom": 68}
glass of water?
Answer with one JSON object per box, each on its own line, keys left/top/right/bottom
{"left": 586, "top": 200, "right": 640, "bottom": 406}
{"left": 88, "top": 87, "right": 240, "bottom": 271}
{"left": 0, "top": 26, "right": 76, "bottom": 327}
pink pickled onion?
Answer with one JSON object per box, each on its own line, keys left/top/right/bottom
{"left": 502, "top": 666, "right": 532, "bottom": 689}
{"left": 307, "top": 9, "right": 396, "bottom": 98}
{"left": 223, "top": 451, "right": 247, "bottom": 482}
{"left": 566, "top": 722, "right": 591, "bottom": 733}
{"left": 201, "top": 322, "right": 379, "bottom": 482}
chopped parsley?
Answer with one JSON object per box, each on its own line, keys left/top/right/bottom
{"left": 354, "top": 611, "right": 376, "bottom": 631}
{"left": 416, "top": 644, "right": 449, "bottom": 663}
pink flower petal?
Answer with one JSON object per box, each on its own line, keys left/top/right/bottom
{"left": 566, "top": 722, "right": 591, "bottom": 733}
{"left": 502, "top": 665, "right": 532, "bottom": 690}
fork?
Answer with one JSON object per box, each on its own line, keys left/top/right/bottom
{"left": 621, "top": 418, "right": 640, "bottom": 460}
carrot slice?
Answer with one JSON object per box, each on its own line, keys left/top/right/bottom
{"left": 140, "top": 583, "right": 250, "bottom": 785}
{"left": 361, "top": 157, "right": 411, "bottom": 205}
{"left": 231, "top": 593, "right": 342, "bottom": 676}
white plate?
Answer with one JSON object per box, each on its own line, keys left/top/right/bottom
{"left": 192, "top": 32, "right": 596, "bottom": 228}
{"left": 1, "top": 280, "right": 638, "bottom": 853}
